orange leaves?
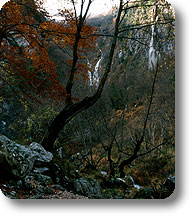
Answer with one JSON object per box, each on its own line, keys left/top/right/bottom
{"left": 38, "top": 21, "right": 71, "bottom": 47}
{"left": 79, "top": 24, "right": 98, "bottom": 49}
{"left": 2, "top": 1, "right": 21, "bottom": 23}
{"left": 0, "top": 0, "right": 66, "bottom": 104}
{"left": 0, "top": 0, "right": 98, "bottom": 105}
{"left": 1, "top": 0, "right": 38, "bottom": 29}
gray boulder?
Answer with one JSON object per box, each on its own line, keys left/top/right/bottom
{"left": 73, "top": 177, "right": 104, "bottom": 199}
{"left": 24, "top": 173, "right": 53, "bottom": 189}
{"left": 33, "top": 167, "right": 50, "bottom": 175}
{"left": 0, "top": 135, "right": 53, "bottom": 178}
{"left": 29, "top": 142, "right": 53, "bottom": 164}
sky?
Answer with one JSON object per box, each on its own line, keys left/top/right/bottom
{"left": 43, "top": 0, "right": 119, "bottom": 18}
{"left": 0, "top": 0, "right": 8, "bottom": 8}
{"left": 1, "top": 0, "right": 193, "bottom": 218}
{"left": 0, "top": 0, "right": 119, "bottom": 18}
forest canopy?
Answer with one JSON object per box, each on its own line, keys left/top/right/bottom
{"left": 0, "top": 0, "right": 175, "bottom": 199}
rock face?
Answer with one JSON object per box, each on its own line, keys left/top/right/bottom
{"left": 29, "top": 142, "right": 53, "bottom": 165}
{"left": 24, "top": 173, "right": 53, "bottom": 190}
{"left": 133, "top": 176, "right": 175, "bottom": 199}
{"left": 0, "top": 135, "right": 53, "bottom": 178}
{"left": 0, "top": 135, "right": 93, "bottom": 199}
{"left": 73, "top": 177, "right": 104, "bottom": 199}
{"left": 0, "top": 135, "right": 105, "bottom": 199}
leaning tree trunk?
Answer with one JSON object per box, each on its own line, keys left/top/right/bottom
{"left": 119, "top": 140, "right": 142, "bottom": 178}
{"left": 41, "top": 0, "right": 123, "bottom": 151}
{"left": 42, "top": 94, "right": 100, "bottom": 151}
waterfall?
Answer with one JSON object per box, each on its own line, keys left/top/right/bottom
{"left": 129, "top": 175, "right": 141, "bottom": 190}
{"left": 87, "top": 49, "right": 103, "bottom": 87}
{"left": 148, "top": 25, "right": 157, "bottom": 71}
{"left": 87, "top": 58, "right": 93, "bottom": 86}
{"left": 118, "top": 49, "right": 123, "bottom": 58}
{"left": 148, "top": 5, "right": 160, "bottom": 71}
{"left": 93, "top": 49, "right": 103, "bottom": 87}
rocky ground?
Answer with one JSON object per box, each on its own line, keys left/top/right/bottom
{"left": 0, "top": 180, "right": 87, "bottom": 199}
{"left": 0, "top": 135, "right": 102, "bottom": 199}
{"left": 0, "top": 135, "right": 175, "bottom": 199}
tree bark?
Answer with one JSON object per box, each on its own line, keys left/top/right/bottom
{"left": 41, "top": 94, "right": 100, "bottom": 151}
{"left": 41, "top": 0, "right": 123, "bottom": 151}
{"left": 0, "top": 30, "right": 4, "bottom": 48}
{"left": 119, "top": 139, "right": 142, "bottom": 178}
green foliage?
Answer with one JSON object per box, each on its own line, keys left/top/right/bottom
{"left": 8, "top": 106, "right": 58, "bottom": 144}
{"left": 103, "top": 188, "right": 124, "bottom": 199}
{"left": 109, "top": 83, "right": 126, "bottom": 110}
{"left": 0, "top": 0, "right": 175, "bottom": 199}
{"left": 25, "top": 107, "right": 58, "bottom": 142}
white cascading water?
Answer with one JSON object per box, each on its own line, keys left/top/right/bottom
{"left": 87, "top": 58, "right": 93, "bottom": 86}
{"left": 148, "top": 6, "right": 160, "bottom": 71}
{"left": 148, "top": 24, "right": 157, "bottom": 71}
{"left": 87, "top": 49, "right": 103, "bottom": 87}
{"left": 118, "top": 49, "right": 123, "bottom": 58}
{"left": 129, "top": 175, "right": 141, "bottom": 190}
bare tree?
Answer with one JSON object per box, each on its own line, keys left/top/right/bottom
{"left": 41, "top": 0, "right": 124, "bottom": 151}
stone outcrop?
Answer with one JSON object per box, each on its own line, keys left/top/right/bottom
{"left": 73, "top": 177, "right": 104, "bottom": 199}
{"left": 0, "top": 135, "right": 53, "bottom": 178}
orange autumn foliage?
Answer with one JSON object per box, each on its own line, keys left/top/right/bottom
{"left": 0, "top": 0, "right": 97, "bottom": 104}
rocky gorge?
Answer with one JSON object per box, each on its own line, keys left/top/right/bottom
{"left": 0, "top": 135, "right": 174, "bottom": 199}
